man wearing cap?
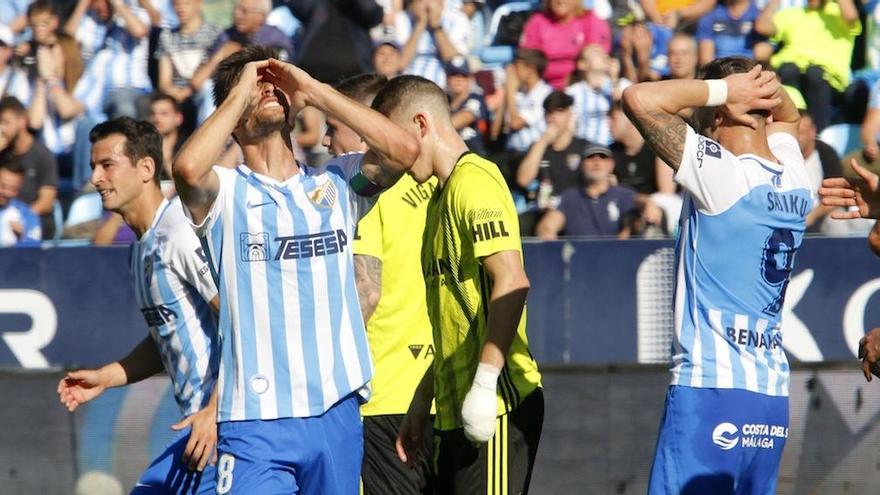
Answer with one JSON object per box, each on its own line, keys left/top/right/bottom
{"left": 373, "top": 39, "right": 403, "bottom": 79}
{"left": 536, "top": 144, "right": 645, "bottom": 239}
{"left": 445, "top": 55, "right": 488, "bottom": 155}
{"left": 0, "top": 25, "right": 30, "bottom": 104}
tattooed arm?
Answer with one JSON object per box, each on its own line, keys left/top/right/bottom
{"left": 354, "top": 254, "right": 382, "bottom": 323}
{"left": 621, "top": 66, "right": 780, "bottom": 170}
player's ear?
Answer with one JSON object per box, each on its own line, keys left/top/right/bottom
{"left": 413, "top": 112, "right": 429, "bottom": 139}
{"left": 138, "top": 156, "right": 156, "bottom": 184}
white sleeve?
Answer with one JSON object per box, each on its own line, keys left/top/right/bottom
{"left": 183, "top": 166, "right": 228, "bottom": 237}
{"left": 674, "top": 125, "right": 749, "bottom": 214}
{"left": 168, "top": 219, "right": 219, "bottom": 303}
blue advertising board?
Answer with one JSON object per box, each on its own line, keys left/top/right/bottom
{"left": 1, "top": 237, "right": 879, "bottom": 368}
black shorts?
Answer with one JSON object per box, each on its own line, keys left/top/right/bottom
{"left": 362, "top": 414, "right": 434, "bottom": 495}
{"left": 433, "top": 388, "right": 544, "bottom": 495}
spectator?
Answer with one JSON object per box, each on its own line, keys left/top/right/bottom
{"left": 796, "top": 110, "right": 843, "bottom": 231}
{"left": 372, "top": 38, "right": 402, "bottom": 78}
{"left": 619, "top": 20, "right": 673, "bottom": 82}
{"left": 446, "top": 55, "right": 489, "bottom": 155}
{"left": 0, "top": 159, "right": 41, "bottom": 247}
{"left": 519, "top": 0, "right": 612, "bottom": 89}
{"left": 66, "top": 0, "right": 153, "bottom": 120}
{"left": 288, "top": 0, "right": 383, "bottom": 83}
{"left": 460, "top": 0, "right": 488, "bottom": 59}
{"left": 608, "top": 101, "right": 674, "bottom": 195}
{"left": 665, "top": 32, "right": 698, "bottom": 80}
{"left": 536, "top": 144, "right": 642, "bottom": 239}
{"left": 515, "top": 90, "right": 587, "bottom": 208}
{"left": 696, "top": 0, "right": 763, "bottom": 66}
{"left": 639, "top": 0, "right": 716, "bottom": 29}
{"left": 756, "top": 0, "right": 861, "bottom": 130}
{"left": 394, "top": 0, "right": 471, "bottom": 87}
{"left": 0, "top": 25, "right": 29, "bottom": 105}
{"left": 154, "top": 0, "right": 220, "bottom": 129}
{"left": 24, "top": 0, "right": 94, "bottom": 191}
{"left": 189, "top": 0, "right": 294, "bottom": 95}
{"left": 0, "top": 97, "right": 58, "bottom": 239}
{"left": 499, "top": 48, "right": 553, "bottom": 153}
{"left": 0, "top": 0, "right": 30, "bottom": 42}
{"left": 566, "top": 44, "right": 614, "bottom": 146}
{"left": 147, "top": 93, "right": 184, "bottom": 182}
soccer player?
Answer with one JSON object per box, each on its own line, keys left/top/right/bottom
{"left": 622, "top": 57, "right": 808, "bottom": 493}
{"left": 383, "top": 75, "right": 544, "bottom": 495}
{"left": 171, "top": 46, "right": 419, "bottom": 493}
{"left": 324, "top": 73, "right": 436, "bottom": 494}
{"left": 57, "top": 117, "right": 220, "bottom": 494}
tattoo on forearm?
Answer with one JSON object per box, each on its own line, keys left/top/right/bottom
{"left": 354, "top": 255, "right": 382, "bottom": 322}
{"left": 627, "top": 109, "right": 687, "bottom": 169}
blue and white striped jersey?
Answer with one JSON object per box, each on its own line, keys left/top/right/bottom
{"left": 506, "top": 80, "right": 553, "bottom": 152}
{"left": 565, "top": 80, "right": 612, "bottom": 146}
{"left": 190, "top": 154, "right": 375, "bottom": 422}
{"left": 131, "top": 197, "right": 219, "bottom": 417}
{"left": 670, "top": 126, "right": 811, "bottom": 397}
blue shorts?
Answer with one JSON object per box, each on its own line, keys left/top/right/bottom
{"left": 648, "top": 385, "right": 789, "bottom": 495}
{"left": 214, "top": 393, "right": 363, "bottom": 494}
{"left": 131, "top": 426, "right": 216, "bottom": 495}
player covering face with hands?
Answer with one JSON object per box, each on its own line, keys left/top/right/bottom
{"left": 819, "top": 160, "right": 880, "bottom": 383}
{"left": 172, "top": 46, "right": 419, "bottom": 494}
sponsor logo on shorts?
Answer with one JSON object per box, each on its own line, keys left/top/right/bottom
{"left": 712, "top": 421, "right": 788, "bottom": 450}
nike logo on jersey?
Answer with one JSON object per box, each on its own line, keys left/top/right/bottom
{"left": 246, "top": 200, "right": 274, "bottom": 209}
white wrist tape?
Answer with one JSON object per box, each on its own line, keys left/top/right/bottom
{"left": 461, "top": 363, "right": 501, "bottom": 443}
{"left": 704, "top": 79, "right": 728, "bottom": 107}
{"left": 472, "top": 363, "right": 501, "bottom": 389}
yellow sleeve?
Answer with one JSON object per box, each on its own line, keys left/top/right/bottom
{"left": 770, "top": 9, "right": 793, "bottom": 43}
{"left": 455, "top": 167, "right": 522, "bottom": 259}
{"left": 352, "top": 201, "right": 384, "bottom": 260}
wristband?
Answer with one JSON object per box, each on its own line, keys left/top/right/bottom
{"left": 349, "top": 172, "right": 386, "bottom": 197}
{"left": 472, "top": 362, "right": 500, "bottom": 389}
{"left": 704, "top": 79, "right": 728, "bottom": 107}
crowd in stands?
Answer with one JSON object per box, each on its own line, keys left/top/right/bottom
{"left": 1, "top": 0, "right": 879, "bottom": 247}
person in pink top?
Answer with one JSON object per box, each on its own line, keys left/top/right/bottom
{"left": 519, "top": 0, "right": 611, "bottom": 89}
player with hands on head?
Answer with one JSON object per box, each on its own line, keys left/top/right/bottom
{"left": 57, "top": 117, "right": 221, "bottom": 493}
{"left": 172, "top": 46, "right": 419, "bottom": 494}
{"left": 623, "top": 57, "right": 810, "bottom": 495}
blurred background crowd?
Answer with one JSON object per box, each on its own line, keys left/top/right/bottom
{"left": 0, "top": 0, "right": 879, "bottom": 247}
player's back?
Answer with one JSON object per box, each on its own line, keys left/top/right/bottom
{"left": 131, "top": 197, "right": 219, "bottom": 417}
{"left": 355, "top": 173, "right": 437, "bottom": 417}
{"left": 671, "top": 127, "right": 812, "bottom": 396}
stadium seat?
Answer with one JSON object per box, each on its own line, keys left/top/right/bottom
{"left": 818, "top": 123, "right": 862, "bottom": 157}
{"left": 63, "top": 192, "right": 104, "bottom": 229}
{"left": 479, "top": 1, "right": 535, "bottom": 68}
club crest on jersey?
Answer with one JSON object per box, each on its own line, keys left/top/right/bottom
{"left": 307, "top": 180, "right": 337, "bottom": 209}
{"left": 240, "top": 232, "right": 270, "bottom": 262}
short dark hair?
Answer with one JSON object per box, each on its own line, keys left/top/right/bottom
{"left": 212, "top": 45, "right": 279, "bottom": 107}
{"left": 334, "top": 73, "right": 388, "bottom": 106}
{"left": 372, "top": 74, "right": 448, "bottom": 117}
{"left": 0, "top": 155, "right": 24, "bottom": 175}
{"left": 543, "top": 90, "right": 574, "bottom": 113}
{"left": 514, "top": 48, "right": 548, "bottom": 77}
{"left": 27, "top": 0, "right": 59, "bottom": 18}
{"left": 150, "top": 92, "right": 181, "bottom": 113}
{"left": 694, "top": 56, "right": 768, "bottom": 128}
{"left": 0, "top": 97, "right": 26, "bottom": 117}
{"left": 89, "top": 117, "right": 163, "bottom": 184}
